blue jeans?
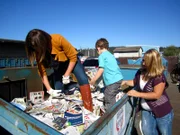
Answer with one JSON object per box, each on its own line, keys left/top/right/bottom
{"left": 53, "top": 58, "right": 89, "bottom": 90}
{"left": 141, "top": 110, "right": 174, "bottom": 135}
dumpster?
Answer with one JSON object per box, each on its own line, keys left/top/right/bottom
{"left": 0, "top": 95, "right": 137, "bottom": 135}
{"left": 0, "top": 67, "right": 139, "bottom": 135}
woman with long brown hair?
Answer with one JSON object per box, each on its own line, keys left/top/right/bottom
{"left": 25, "top": 29, "right": 93, "bottom": 111}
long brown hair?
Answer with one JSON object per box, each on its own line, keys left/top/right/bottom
{"left": 143, "top": 49, "right": 165, "bottom": 80}
{"left": 25, "top": 29, "right": 51, "bottom": 66}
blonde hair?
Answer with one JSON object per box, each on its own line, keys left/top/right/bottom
{"left": 143, "top": 49, "right": 164, "bottom": 80}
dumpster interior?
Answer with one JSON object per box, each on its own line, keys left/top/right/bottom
{"left": 0, "top": 79, "right": 26, "bottom": 102}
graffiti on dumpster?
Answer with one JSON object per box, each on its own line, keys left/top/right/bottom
{"left": 114, "top": 105, "right": 125, "bottom": 135}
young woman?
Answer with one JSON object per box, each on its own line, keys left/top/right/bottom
{"left": 25, "top": 29, "right": 93, "bottom": 111}
{"left": 121, "top": 49, "right": 173, "bottom": 135}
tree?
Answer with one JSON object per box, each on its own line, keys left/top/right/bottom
{"left": 163, "top": 45, "right": 180, "bottom": 56}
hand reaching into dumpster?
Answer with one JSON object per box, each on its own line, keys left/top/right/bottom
{"left": 47, "top": 88, "right": 62, "bottom": 97}
{"left": 120, "top": 80, "right": 134, "bottom": 91}
{"left": 121, "top": 80, "right": 134, "bottom": 87}
{"left": 126, "top": 90, "right": 139, "bottom": 97}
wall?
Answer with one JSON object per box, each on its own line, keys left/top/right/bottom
{"left": 0, "top": 67, "right": 47, "bottom": 99}
{"left": 114, "top": 52, "right": 140, "bottom": 58}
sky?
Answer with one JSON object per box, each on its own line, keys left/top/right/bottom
{"left": 0, "top": 0, "right": 180, "bottom": 49}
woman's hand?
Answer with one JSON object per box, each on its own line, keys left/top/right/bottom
{"left": 121, "top": 80, "right": 134, "bottom": 87}
{"left": 127, "top": 82, "right": 166, "bottom": 99}
{"left": 127, "top": 90, "right": 139, "bottom": 97}
{"left": 62, "top": 75, "right": 70, "bottom": 84}
{"left": 47, "top": 88, "right": 62, "bottom": 97}
{"left": 121, "top": 81, "right": 127, "bottom": 86}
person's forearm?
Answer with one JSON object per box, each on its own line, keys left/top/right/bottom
{"left": 139, "top": 92, "right": 161, "bottom": 99}
{"left": 128, "top": 89, "right": 163, "bottom": 100}
{"left": 64, "top": 61, "right": 76, "bottom": 77}
{"left": 41, "top": 75, "right": 51, "bottom": 91}
{"left": 93, "top": 68, "right": 103, "bottom": 82}
{"left": 122, "top": 80, "right": 134, "bottom": 87}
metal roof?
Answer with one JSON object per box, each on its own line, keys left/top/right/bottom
{"left": 113, "top": 46, "right": 143, "bottom": 53}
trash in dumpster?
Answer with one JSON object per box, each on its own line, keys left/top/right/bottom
{"left": 21, "top": 89, "right": 101, "bottom": 134}
{"left": 64, "top": 111, "right": 83, "bottom": 126}
{"left": 85, "top": 68, "right": 105, "bottom": 91}
{"left": 11, "top": 97, "right": 27, "bottom": 111}
{"left": 52, "top": 117, "right": 67, "bottom": 129}
{"left": 9, "top": 68, "right": 127, "bottom": 135}
{"left": 29, "top": 91, "right": 44, "bottom": 104}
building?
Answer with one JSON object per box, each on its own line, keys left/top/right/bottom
{"left": 125, "top": 45, "right": 160, "bottom": 54}
{"left": 113, "top": 46, "right": 143, "bottom": 58}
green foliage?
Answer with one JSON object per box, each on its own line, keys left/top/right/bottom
{"left": 163, "top": 45, "right": 180, "bottom": 56}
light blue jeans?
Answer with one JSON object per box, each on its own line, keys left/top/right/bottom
{"left": 141, "top": 110, "right": 174, "bottom": 135}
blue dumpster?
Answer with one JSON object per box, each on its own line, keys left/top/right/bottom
{"left": 0, "top": 67, "right": 139, "bottom": 135}
{"left": 0, "top": 95, "right": 137, "bottom": 135}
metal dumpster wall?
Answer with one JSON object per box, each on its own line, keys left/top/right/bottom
{"left": 0, "top": 78, "right": 26, "bottom": 102}
{"left": 82, "top": 95, "right": 135, "bottom": 135}
{"left": 0, "top": 67, "right": 53, "bottom": 99}
{"left": 0, "top": 95, "right": 136, "bottom": 135}
{"left": 121, "top": 67, "right": 139, "bottom": 80}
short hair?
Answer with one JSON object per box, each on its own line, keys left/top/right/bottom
{"left": 95, "top": 38, "right": 109, "bottom": 50}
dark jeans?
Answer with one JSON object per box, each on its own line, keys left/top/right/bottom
{"left": 53, "top": 58, "right": 89, "bottom": 91}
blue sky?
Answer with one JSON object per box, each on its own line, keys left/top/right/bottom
{"left": 0, "top": 0, "right": 180, "bottom": 49}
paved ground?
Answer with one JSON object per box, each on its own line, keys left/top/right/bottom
{"left": 166, "top": 74, "right": 180, "bottom": 135}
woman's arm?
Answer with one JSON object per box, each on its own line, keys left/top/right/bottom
{"left": 42, "top": 75, "right": 61, "bottom": 97}
{"left": 127, "top": 82, "right": 165, "bottom": 100}
{"left": 37, "top": 62, "right": 51, "bottom": 90}
{"left": 60, "top": 35, "right": 78, "bottom": 77}
{"left": 64, "top": 61, "right": 76, "bottom": 77}
{"left": 41, "top": 75, "right": 52, "bottom": 91}
{"left": 121, "top": 80, "right": 134, "bottom": 87}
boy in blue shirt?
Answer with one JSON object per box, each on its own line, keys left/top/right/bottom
{"left": 90, "top": 38, "right": 123, "bottom": 110}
